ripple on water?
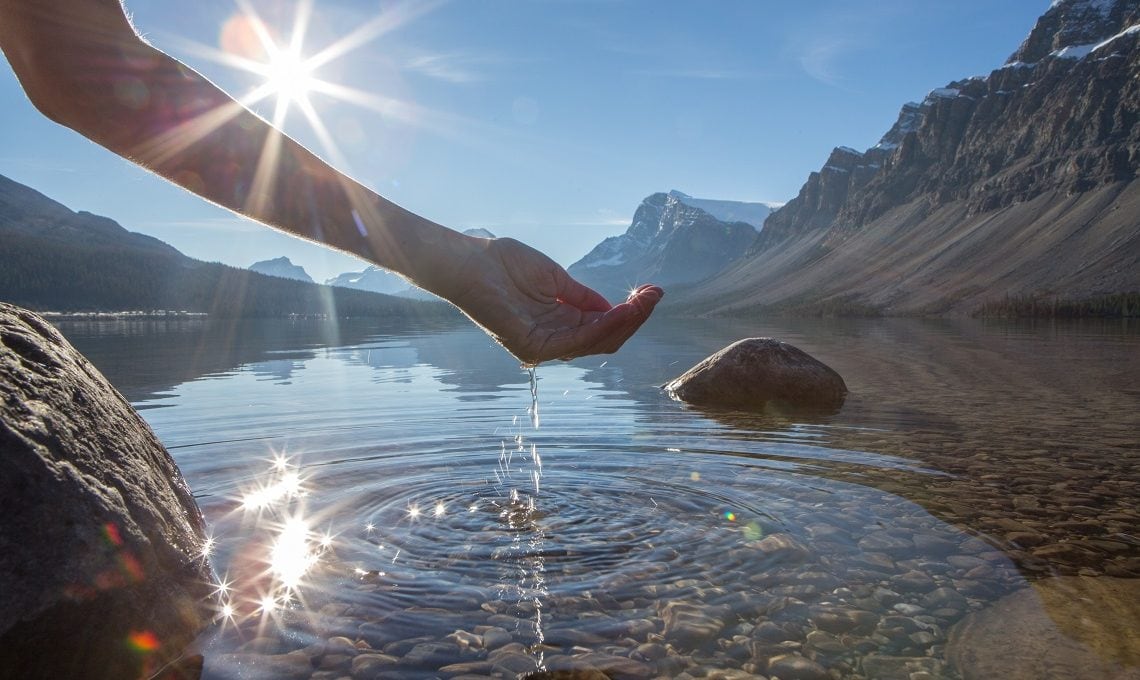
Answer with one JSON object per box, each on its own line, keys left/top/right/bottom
{"left": 196, "top": 430, "right": 1025, "bottom": 679}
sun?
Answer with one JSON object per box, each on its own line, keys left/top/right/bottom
{"left": 262, "top": 43, "right": 315, "bottom": 110}
{"left": 145, "top": 0, "right": 457, "bottom": 206}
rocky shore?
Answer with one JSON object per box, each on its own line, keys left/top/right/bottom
{"left": 0, "top": 304, "right": 213, "bottom": 678}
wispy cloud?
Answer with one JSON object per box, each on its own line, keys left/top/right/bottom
{"left": 565, "top": 217, "right": 630, "bottom": 228}
{"left": 0, "top": 157, "right": 79, "bottom": 173}
{"left": 797, "top": 38, "right": 854, "bottom": 87}
{"left": 787, "top": 2, "right": 914, "bottom": 89}
{"left": 626, "top": 67, "right": 758, "bottom": 81}
{"left": 467, "top": 213, "right": 629, "bottom": 231}
{"left": 401, "top": 51, "right": 508, "bottom": 84}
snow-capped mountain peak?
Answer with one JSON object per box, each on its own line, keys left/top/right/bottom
{"left": 1009, "top": 0, "right": 1139, "bottom": 65}
{"left": 665, "top": 190, "right": 780, "bottom": 231}
{"left": 567, "top": 191, "right": 776, "bottom": 301}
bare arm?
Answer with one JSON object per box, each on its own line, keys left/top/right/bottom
{"left": 0, "top": 0, "right": 662, "bottom": 363}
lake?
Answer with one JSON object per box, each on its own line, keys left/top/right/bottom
{"left": 56, "top": 314, "right": 1140, "bottom": 680}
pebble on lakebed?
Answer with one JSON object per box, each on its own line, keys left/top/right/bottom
{"left": 664, "top": 338, "right": 847, "bottom": 412}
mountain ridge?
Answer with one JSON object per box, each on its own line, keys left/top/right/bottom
{"left": 670, "top": 0, "right": 1140, "bottom": 316}
{"left": 0, "top": 173, "right": 453, "bottom": 318}
{"left": 568, "top": 191, "right": 773, "bottom": 302}
{"left": 249, "top": 256, "right": 314, "bottom": 283}
{"left": 325, "top": 228, "right": 497, "bottom": 299}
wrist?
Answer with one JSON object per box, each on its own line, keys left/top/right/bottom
{"left": 355, "top": 203, "right": 485, "bottom": 301}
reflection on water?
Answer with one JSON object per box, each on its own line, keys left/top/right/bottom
{"left": 55, "top": 316, "right": 1140, "bottom": 679}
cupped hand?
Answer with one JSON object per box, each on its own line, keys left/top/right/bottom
{"left": 445, "top": 237, "right": 663, "bottom": 365}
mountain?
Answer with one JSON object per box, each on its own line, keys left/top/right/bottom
{"left": 664, "top": 191, "right": 779, "bottom": 229}
{"left": 326, "top": 228, "right": 497, "bottom": 299}
{"left": 568, "top": 191, "right": 774, "bottom": 302}
{"left": 249, "top": 256, "right": 313, "bottom": 283}
{"left": 326, "top": 265, "right": 408, "bottom": 295}
{"left": 672, "top": 0, "right": 1140, "bottom": 316}
{"left": 0, "top": 173, "right": 453, "bottom": 318}
{"left": 463, "top": 228, "right": 496, "bottom": 239}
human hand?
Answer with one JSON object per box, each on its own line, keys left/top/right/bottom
{"left": 443, "top": 237, "right": 663, "bottom": 365}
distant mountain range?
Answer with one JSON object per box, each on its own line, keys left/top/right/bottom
{"left": 568, "top": 191, "right": 778, "bottom": 302}
{"left": 5, "top": 0, "right": 1135, "bottom": 320}
{"left": 571, "top": 0, "right": 1139, "bottom": 316}
{"left": 0, "top": 173, "right": 452, "bottom": 318}
{"left": 324, "top": 228, "right": 496, "bottom": 299}
{"left": 249, "top": 256, "right": 313, "bottom": 283}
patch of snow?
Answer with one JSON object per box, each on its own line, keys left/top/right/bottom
{"left": 1050, "top": 23, "right": 1139, "bottom": 61}
{"left": 1094, "top": 23, "right": 1140, "bottom": 51}
{"left": 1003, "top": 61, "right": 1036, "bottom": 69}
{"left": 583, "top": 253, "right": 627, "bottom": 268}
{"left": 1053, "top": 42, "right": 1097, "bottom": 59}
{"left": 668, "top": 190, "right": 778, "bottom": 230}
{"left": 929, "top": 87, "right": 961, "bottom": 99}
{"left": 836, "top": 146, "right": 864, "bottom": 156}
{"left": 1051, "top": 0, "right": 1115, "bottom": 14}
{"left": 874, "top": 142, "right": 899, "bottom": 150}
{"left": 823, "top": 165, "right": 850, "bottom": 173}
{"left": 325, "top": 264, "right": 407, "bottom": 294}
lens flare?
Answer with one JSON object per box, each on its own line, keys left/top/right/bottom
{"left": 127, "top": 630, "right": 161, "bottom": 653}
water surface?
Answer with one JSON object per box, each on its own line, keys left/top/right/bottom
{"left": 58, "top": 315, "right": 1140, "bottom": 679}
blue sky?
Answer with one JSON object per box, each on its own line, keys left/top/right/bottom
{"left": 0, "top": 1, "right": 1047, "bottom": 284}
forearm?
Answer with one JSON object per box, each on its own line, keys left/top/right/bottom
{"left": 0, "top": 0, "right": 477, "bottom": 296}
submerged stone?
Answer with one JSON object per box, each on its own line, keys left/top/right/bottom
{"left": 765, "top": 653, "right": 830, "bottom": 680}
{"left": 947, "top": 576, "right": 1140, "bottom": 679}
{"left": 0, "top": 304, "right": 213, "bottom": 678}
{"left": 660, "top": 600, "right": 730, "bottom": 649}
{"left": 664, "top": 338, "right": 847, "bottom": 412}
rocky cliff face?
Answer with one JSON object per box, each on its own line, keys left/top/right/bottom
{"left": 680, "top": 0, "right": 1140, "bottom": 315}
{"left": 569, "top": 191, "right": 766, "bottom": 302}
{"left": 1009, "top": 0, "right": 1140, "bottom": 63}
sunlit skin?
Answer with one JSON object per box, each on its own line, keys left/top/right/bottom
{"left": 0, "top": 0, "right": 663, "bottom": 365}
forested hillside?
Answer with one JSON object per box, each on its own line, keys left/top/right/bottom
{"left": 0, "top": 174, "right": 453, "bottom": 318}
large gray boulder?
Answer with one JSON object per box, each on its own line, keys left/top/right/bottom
{"left": 0, "top": 303, "right": 213, "bottom": 678}
{"left": 664, "top": 338, "right": 847, "bottom": 411}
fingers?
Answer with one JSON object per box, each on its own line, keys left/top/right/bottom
{"left": 554, "top": 272, "right": 613, "bottom": 313}
{"left": 541, "top": 284, "right": 663, "bottom": 361}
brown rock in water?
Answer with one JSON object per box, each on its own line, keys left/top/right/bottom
{"left": 664, "top": 338, "right": 847, "bottom": 411}
{"left": 0, "top": 303, "right": 213, "bottom": 679}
